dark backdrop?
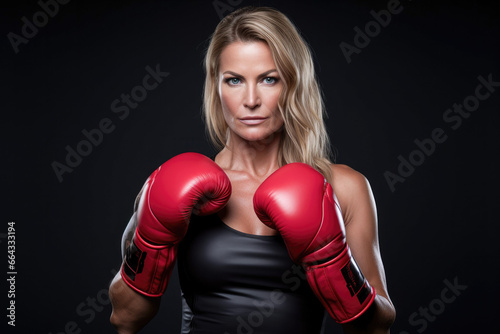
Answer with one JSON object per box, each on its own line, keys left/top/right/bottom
{"left": 2, "top": 0, "right": 499, "bottom": 333}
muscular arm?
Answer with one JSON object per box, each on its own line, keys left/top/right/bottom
{"left": 109, "top": 190, "right": 161, "bottom": 333}
{"left": 331, "top": 165, "right": 396, "bottom": 333}
{"left": 109, "top": 271, "right": 161, "bottom": 334}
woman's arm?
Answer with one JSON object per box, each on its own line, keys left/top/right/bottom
{"left": 109, "top": 189, "right": 161, "bottom": 333}
{"left": 109, "top": 271, "right": 161, "bottom": 334}
{"left": 331, "top": 164, "right": 396, "bottom": 333}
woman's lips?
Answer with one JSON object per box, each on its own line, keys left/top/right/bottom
{"left": 239, "top": 117, "right": 268, "bottom": 125}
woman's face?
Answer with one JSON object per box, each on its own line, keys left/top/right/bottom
{"left": 218, "top": 41, "right": 284, "bottom": 144}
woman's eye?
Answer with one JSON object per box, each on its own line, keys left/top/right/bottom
{"left": 226, "top": 78, "right": 241, "bottom": 85}
{"left": 263, "top": 77, "right": 277, "bottom": 84}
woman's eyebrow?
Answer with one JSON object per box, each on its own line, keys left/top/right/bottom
{"left": 257, "top": 69, "right": 278, "bottom": 79}
{"left": 222, "top": 69, "right": 278, "bottom": 78}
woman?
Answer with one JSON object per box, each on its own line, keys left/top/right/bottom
{"left": 109, "top": 6, "right": 395, "bottom": 333}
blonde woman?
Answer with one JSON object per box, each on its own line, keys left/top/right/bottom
{"left": 110, "top": 6, "right": 395, "bottom": 334}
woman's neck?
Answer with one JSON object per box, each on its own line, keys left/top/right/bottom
{"left": 215, "top": 132, "right": 282, "bottom": 178}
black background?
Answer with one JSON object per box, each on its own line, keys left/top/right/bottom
{"left": 2, "top": 0, "right": 499, "bottom": 333}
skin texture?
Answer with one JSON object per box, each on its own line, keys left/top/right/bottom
{"left": 109, "top": 41, "right": 395, "bottom": 333}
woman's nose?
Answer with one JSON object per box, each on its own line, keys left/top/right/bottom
{"left": 243, "top": 85, "right": 261, "bottom": 109}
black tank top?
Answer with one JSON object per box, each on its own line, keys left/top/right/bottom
{"left": 177, "top": 214, "right": 325, "bottom": 333}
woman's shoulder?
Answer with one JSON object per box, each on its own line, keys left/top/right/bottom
{"left": 330, "top": 163, "right": 370, "bottom": 193}
{"left": 329, "top": 163, "right": 375, "bottom": 224}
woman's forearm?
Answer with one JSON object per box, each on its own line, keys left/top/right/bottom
{"left": 109, "top": 272, "right": 161, "bottom": 334}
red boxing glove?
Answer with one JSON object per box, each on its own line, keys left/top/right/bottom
{"left": 253, "top": 163, "right": 375, "bottom": 323}
{"left": 121, "top": 153, "right": 231, "bottom": 297}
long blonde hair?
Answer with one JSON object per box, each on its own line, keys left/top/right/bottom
{"left": 203, "top": 6, "right": 334, "bottom": 183}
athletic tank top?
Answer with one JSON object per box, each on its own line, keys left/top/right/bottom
{"left": 177, "top": 213, "right": 326, "bottom": 333}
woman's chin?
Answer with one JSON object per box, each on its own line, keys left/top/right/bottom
{"left": 231, "top": 127, "right": 283, "bottom": 144}
{"left": 239, "top": 132, "right": 281, "bottom": 145}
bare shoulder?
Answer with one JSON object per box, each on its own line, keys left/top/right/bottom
{"left": 330, "top": 164, "right": 376, "bottom": 226}
{"left": 330, "top": 164, "right": 372, "bottom": 198}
